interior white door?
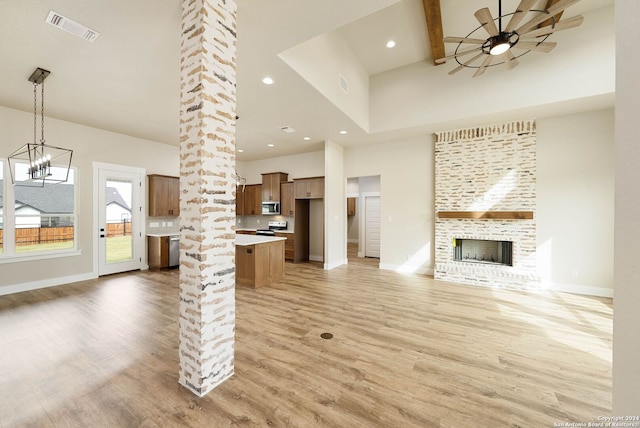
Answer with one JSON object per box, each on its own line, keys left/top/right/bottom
{"left": 97, "top": 166, "right": 144, "bottom": 275}
{"left": 364, "top": 196, "right": 380, "bottom": 258}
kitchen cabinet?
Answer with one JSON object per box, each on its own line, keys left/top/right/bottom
{"left": 148, "top": 236, "right": 169, "bottom": 269}
{"left": 275, "top": 232, "right": 295, "bottom": 261}
{"left": 148, "top": 235, "right": 179, "bottom": 269}
{"left": 280, "top": 182, "right": 295, "bottom": 216}
{"left": 236, "top": 185, "right": 246, "bottom": 215}
{"left": 347, "top": 197, "right": 356, "bottom": 216}
{"left": 261, "top": 172, "right": 288, "bottom": 202}
{"left": 148, "top": 174, "right": 180, "bottom": 217}
{"left": 294, "top": 177, "right": 324, "bottom": 199}
{"left": 236, "top": 236, "right": 285, "bottom": 288}
{"left": 243, "top": 184, "right": 262, "bottom": 216}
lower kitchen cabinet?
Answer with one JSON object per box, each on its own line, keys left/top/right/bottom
{"left": 148, "top": 236, "right": 169, "bottom": 269}
{"left": 275, "top": 232, "right": 295, "bottom": 261}
{"left": 236, "top": 239, "right": 285, "bottom": 288}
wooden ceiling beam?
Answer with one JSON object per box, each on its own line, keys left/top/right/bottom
{"left": 539, "top": 0, "right": 565, "bottom": 29}
{"left": 422, "top": 0, "right": 445, "bottom": 65}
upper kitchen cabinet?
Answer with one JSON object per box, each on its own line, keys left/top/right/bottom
{"left": 243, "top": 184, "right": 262, "bottom": 216}
{"left": 148, "top": 174, "right": 180, "bottom": 217}
{"left": 236, "top": 185, "right": 246, "bottom": 215}
{"left": 280, "top": 181, "right": 294, "bottom": 216}
{"left": 294, "top": 177, "right": 324, "bottom": 199}
{"left": 347, "top": 197, "right": 356, "bottom": 216}
{"left": 261, "top": 172, "right": 288, "bottom": 202}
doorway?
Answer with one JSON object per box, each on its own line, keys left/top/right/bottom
{"left": 93, "top": 162, "right": 145, "bottom": 276}
{"left": 346, "top": 175, "right": 380, "bottom": 266}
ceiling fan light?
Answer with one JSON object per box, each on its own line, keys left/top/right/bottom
{"left": 490, "top": 42, "right": 511, "bottom": 55}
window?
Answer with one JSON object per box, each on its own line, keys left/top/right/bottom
{"left": 0, "top": 161, "right": 77, "bottom": 259}
{"left": 0, "top": 161, "right": 3, "bottom": 254}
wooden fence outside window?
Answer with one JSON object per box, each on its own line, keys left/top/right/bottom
{"left": 0, "top": 222, "right": 130, "bottom": 246}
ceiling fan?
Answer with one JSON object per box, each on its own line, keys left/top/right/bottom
{"left": 436, "top": 0, "right": 584, "bottom": 77}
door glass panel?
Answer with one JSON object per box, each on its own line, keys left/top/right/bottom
{"left": 105, "top": 179, "right": 133, "bottom": 263}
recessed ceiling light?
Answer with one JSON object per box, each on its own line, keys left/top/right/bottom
{"left": 262, "top": 77, "right": 274, "bottom": 85}
{"left": 303, "top": 137, "right": 311, "bottom": 141}
{"left": 386, "top": 40, "right": 396, "bottom": 48}
{"left": 237, "top": 149, "right": 244, "bottom": 153}
{"left": 267, "top": 144, "right": 275, "bottom": 147}
{"left": 339, "top": 130, "right": 348, "bottom": 135}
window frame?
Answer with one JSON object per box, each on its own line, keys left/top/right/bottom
{"left": 0, "top": 160, "right": 81, "bottom": 263}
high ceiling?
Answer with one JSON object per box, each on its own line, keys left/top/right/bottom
{"left": 0, "top": 0, "right": 614, "bottom": 162}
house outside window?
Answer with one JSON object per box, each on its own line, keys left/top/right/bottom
{"left": 0, "top": 162, "right": 77, "bottom": 258}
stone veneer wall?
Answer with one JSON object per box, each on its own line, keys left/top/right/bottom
{"left": 434, "top": 120, "right": 538, "bottom": 290}
{"left": 178, "top": 0, "right": 237, "bottom": 397}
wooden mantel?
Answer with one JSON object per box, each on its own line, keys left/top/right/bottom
{"left": 437, "top": 211, "right": 534, "bottom": 220}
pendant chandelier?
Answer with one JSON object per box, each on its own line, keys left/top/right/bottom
{"left": 8, "top": 68, "right": 73, "bottom": 187}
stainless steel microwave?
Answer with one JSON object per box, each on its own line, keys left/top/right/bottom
{"left": 261, "top": 201, "right": 280, "bottom": 215}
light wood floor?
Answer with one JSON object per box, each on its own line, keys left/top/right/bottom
{"left": 0, "top": 260, "right": 611, "bottom": 427}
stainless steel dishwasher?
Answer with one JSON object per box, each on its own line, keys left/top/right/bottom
{"left": 168, "top": 234, "right": 180, "bottom": 268}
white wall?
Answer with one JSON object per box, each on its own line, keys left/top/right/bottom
{"left": 343, "top": 109, "right": 615, "bottom": 291}
{"left": 237, "top": 150, "right": 324, "bottom": 185}
{"left": 345, "top": 135, "right": 435, "bottom": 274}
{"left": 0, "top": 106, "right": 178, "bottom": 293}
{"left": 324, "top": 140, "right": 345, "bottom": 268}
{"left": 279, "top": 32, "right": 369, "bottom": 131}
{"left": 537, "top": 109, "right": 614, "bottom": 296}
{"left": 613, "top": 0, "right": 640, "bottom": 413}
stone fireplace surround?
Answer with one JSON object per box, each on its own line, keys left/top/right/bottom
{"left": 434, "top": 120, "right": 539, "bottom": 291}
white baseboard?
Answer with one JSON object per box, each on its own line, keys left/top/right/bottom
{"left": 324, "top": 259, "right": 348, "bottom": 270}
{"left": 379, "top": 263, "right": 434, "bottom": 276}
{"left": 309, "top": 254, "right": 323, "bottom": 262}
{"left": 0, "top": 272, "right": 98, "bottom": 297}
{"left": 542, "top": 281, "right": 614, "bottom": 298}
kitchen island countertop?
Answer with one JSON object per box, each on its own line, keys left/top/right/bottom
{"left": 236, "top": 234, "right": 286, "bottom": 246}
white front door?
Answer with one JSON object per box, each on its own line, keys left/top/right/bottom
{"left": 364, "top": 196, "right": 380, "bottom": 258}
{"left": 94, "top": 163, "right": 145, "bottom": 276}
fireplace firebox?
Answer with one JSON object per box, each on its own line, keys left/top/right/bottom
{"left": 453, "top": 239, "right": 513, "bottom": 266}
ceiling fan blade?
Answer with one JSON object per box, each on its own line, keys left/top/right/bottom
{"left": 519, "top": 15, "right": 584, "bottom": 39}
{"left": 448, "top": 52, "right": 486, "bottom": 75}
{"left": 505, "top": 0, "right": 538, "bottom": 32}
{"left": 512, "top": 40, "right": 557, "bottom": 53}
{"left": 473, "top": 54, "right": 494, "bottom": 78}
{"left": 444, "top": 36, "right": 486, "bottom": 45}
{"left": 502, "top": 51, "right": 519, "bottom": 70}
{"left": 435, "top": 46, "right": 484, "bottom": 64}
{"left": 515, "top": 0, "right": 582, "bottom": 35}
{"left": 475, "top": 8, "right": 499, "bottom": 37}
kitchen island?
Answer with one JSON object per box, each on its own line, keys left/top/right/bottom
{"left": 236, "top": 234, "right": 286, "bottom": 288}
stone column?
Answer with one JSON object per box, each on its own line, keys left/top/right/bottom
{"left": 178, "top": 0, "right": 237, "bottom": 397}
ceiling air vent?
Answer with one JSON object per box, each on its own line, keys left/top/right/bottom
{"left": 45, "top": 10, "right": 100, "bottom": 43}
{"left": 280, "top": 126, "right": 296, "bottom": 134}
{"left": 338, "top": 73, "right": 349, "bottom": 94}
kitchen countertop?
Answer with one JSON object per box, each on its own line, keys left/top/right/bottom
{"left": 147, "top": 233, "right": 180, "bottom": 237}
{"left": 236, "top": 228, "right": 294, "bottom": 234}
{"left": 236, "top": 234, "right": 287, "bottom": 246}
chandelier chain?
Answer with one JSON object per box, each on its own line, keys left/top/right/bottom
{"left": 40, "top": 79, "right": 45, "bottom": 144}
{"left": 33, "top": 82, "right": 37, "bottom": 146}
